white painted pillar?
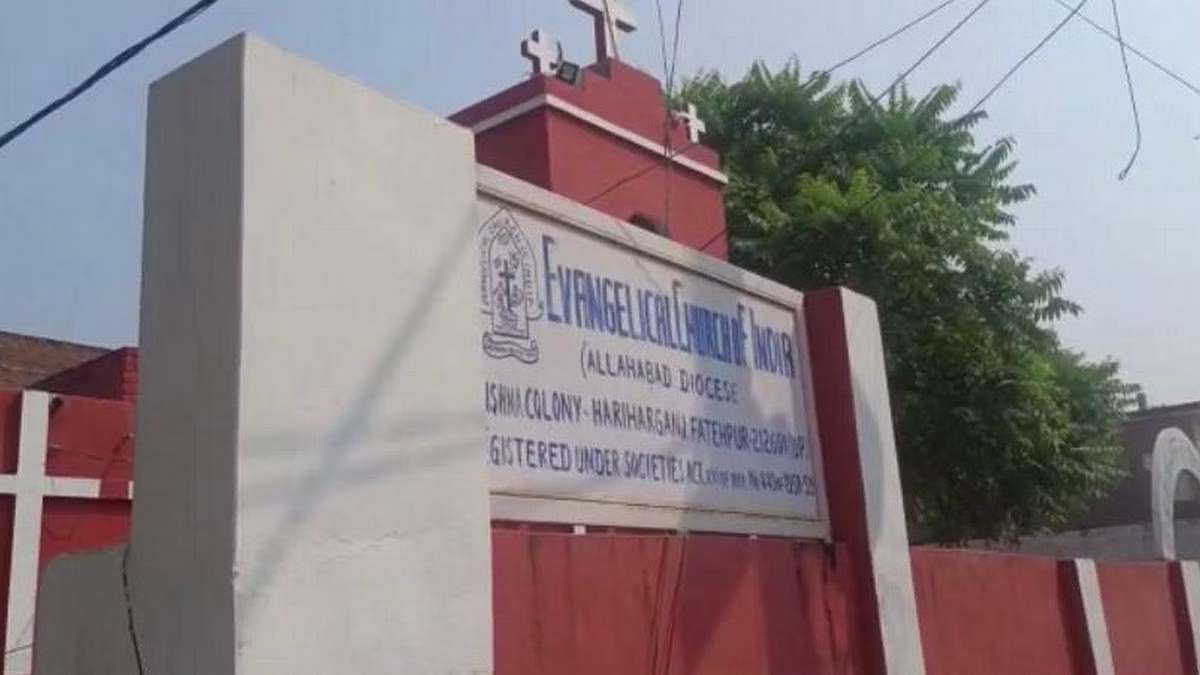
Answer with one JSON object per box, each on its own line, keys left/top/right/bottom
{"left": 132, "top": 34, "right": 491, "bottom": 675}
{"left": 36, "top": 33, "right": 493, "bottom": 675}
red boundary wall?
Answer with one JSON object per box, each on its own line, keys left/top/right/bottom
{"left": 7, "top": 401, "right": 1200, "bottom": 674}
{"left": 1097, "top": 561, "right": 1197, "bottom": 675}
{"left": 913, "top": 547, "right": 1200, "bottom": 675}
{"left": 912, "top": 548, "right": 1094, "bottom": 675}
{"left": 492, "top": 524, "right": 864, "bottom": 675}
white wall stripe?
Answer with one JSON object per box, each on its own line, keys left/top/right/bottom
{"left": 1074, "top": 558, "right": 1116, "bottom": 675}
{"left": 468, "top": 93, "right": 730, "bottom": 185}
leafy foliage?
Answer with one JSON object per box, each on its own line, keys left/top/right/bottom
{"left": 681, "top": 61, "right": 1127, "bottom": 543}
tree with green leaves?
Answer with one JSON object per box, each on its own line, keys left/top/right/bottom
{"left": 680, "top": 62, "right": 1128, "bottom": 543}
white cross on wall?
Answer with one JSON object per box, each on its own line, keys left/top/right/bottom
{"left": 1, "top": 391, "right": 133, "bottom": 674}
{"left": 673, "top": 102, "right": 707, "bottom": 144}
{"left": 569, "top": 0, "right": 638, "bottom": 62}
{"left": 521, "top": 29, "right": 562, "bottom": 75}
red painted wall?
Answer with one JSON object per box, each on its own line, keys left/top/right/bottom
{"left": 44, "top": 393, "right": 134, "bottom": 496}
{"left": 453, "top": 61, "right": 729, "bottom": 259}
{"left": 0, "top": 392, "right": 20, "bottom": 474}
{"left": 39, "top": 499, "right": 130, "bottom": 574}
{"left": 492, "top": 526, "right": 864, "bottom": 675}
{"left": 1097, "top": 562, "right": 1196, "bottom": 675}
{"left": 912, "top": 548, "right": 1093, "bottom": 675}
{"left": 33, "top": 348, "right": 138, "bottom": 403}
{"left": 39, "top": 393, "right": 135, "bottom": 567}
{"left": 545, "top": 108, "right": 728, "bottom": 257}
{"left": 473, "top": 112, "right": 553, "bottom": 191}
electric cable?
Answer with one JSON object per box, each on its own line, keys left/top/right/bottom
{"left": 1050, "top": 0, "right": 1200, "bottom": 98}
{"left": 699, "top": 0, "right": 994, "bottom": 251}
{"left": 825, "top": 0, "right": 961, "bottom": 75}
{"left": 1108, "top": 0, "right": 1142, "bottom": 179}
{"left": 967, "top": 0, "right": 1088, "bottom": 113}
{"left": 0, "top": 0, "right": 222, "bottom": 153}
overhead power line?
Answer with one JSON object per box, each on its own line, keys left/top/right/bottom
{"left": 655, "top": 0, "right": 674, "bottom": 87}
{"left": 653, "top": 0, "right": 686, "bottom": 234}
{"left": 584, "top": 141, "right": 698, "bottom": 207}
{"left": 700, "top": 0, "right": 994, "bottom": 252}
{"left": 695, "top": 0, "right": 1189, "bottom": 253}
{"left": 1050, "top": 0, "right": 1200, "bottom": 99}
{"left": 967, "top": 0, "right": 1088, "bottom": 113}
{"left": 824, "top": 0, "right": 961, "bottom": 75}
{"left": 0, "top": 0, "right": 222, "bottom": 153}
{"left": 669, "top": 2, "right": 684, "bottom": 89}
{"left": 872, "top": 0, "right": 994, "bottom": 107}
{"left": 1108, "top": 0, "right": 1141, "bottom": 179}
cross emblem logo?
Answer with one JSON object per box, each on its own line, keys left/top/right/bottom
{"left": 498, "top": 259, "right": 521, "bottom": 311}
{"left": 479, "top": 210, "right": 544, "bottom": 364}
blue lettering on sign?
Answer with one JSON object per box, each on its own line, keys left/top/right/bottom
{"left": 540, "top": 235, "right": 797, "bottom": 378}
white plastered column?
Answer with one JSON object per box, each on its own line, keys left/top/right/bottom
{"left": 35, "top": 33, "right": 492, "bottom": 675}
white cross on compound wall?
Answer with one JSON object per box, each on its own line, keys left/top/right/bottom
{"left": 569, "top": 0, "right": 638, "bottom": 62}
{"left": 1, "top": 391, "right": 133, "bottom": 675}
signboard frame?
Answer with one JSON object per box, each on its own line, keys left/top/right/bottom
{"left": 477, "top": 166, "right": 830, "bottom": 540}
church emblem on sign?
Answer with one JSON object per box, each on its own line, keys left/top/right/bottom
{"left": 479, "top": 209, "right": 544, "bottom": 363}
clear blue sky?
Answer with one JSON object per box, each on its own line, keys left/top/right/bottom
{"left": 1, "top": 0, "right": 1197, "bottom": 404}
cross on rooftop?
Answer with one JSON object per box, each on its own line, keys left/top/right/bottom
{"left": 521, "top": 29, "right": 561, "bottom": 75}
{"left": 569, "top": 0, "right": 638, "bottom": 63}
{"left": 674, "top": 102, "right": 707, "bottom": 144}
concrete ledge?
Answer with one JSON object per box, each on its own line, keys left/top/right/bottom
{"left": 33, "top": 546, "right": 136, "bottom": 675}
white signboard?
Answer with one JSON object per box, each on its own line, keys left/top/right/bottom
{"left": 477, "top": 175, "right": 825, "bottom": 536}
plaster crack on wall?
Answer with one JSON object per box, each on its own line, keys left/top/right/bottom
{"left": 121, "top": 544, "right": 146, "bottom": 675}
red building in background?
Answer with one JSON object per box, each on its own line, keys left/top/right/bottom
{"left": 451, "top": 55, "right": 729, "bottom": 259}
